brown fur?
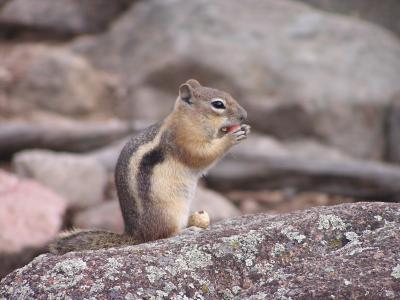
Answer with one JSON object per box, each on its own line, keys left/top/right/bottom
{"left": 49, "top": 79, "right": 249, "bottom": 254}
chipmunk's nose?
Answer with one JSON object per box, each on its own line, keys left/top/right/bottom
{"left": 238, "top": 106, "right": 247, "bottom": 122}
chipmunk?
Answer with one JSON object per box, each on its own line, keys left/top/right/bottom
{"left": 50, "top": 79, "right": 250, "bottom": 254}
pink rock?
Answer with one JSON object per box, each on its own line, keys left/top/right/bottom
{"left": 0, "top": 170, "right": 67, "bottom": 253}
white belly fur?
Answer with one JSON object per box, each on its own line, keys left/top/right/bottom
{"left": 150, "top": 158, "right": 199, "bottom": 230}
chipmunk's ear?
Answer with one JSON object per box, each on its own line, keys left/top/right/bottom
{"left": 179, "top": 79, "right": 201, "bottom": 104}
{"left": 186, "top": 79, "right": 201, "bottom": 89}
{"left": 179, "top": 83, "right": 194, "bottom": 104}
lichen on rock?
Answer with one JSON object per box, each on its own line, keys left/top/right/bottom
{"left": 1, "top": 202, "right": 400, "bottom": 299}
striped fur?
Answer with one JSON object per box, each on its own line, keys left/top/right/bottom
{"left": 50, "top": 79, "right": 249, "bottom": 254}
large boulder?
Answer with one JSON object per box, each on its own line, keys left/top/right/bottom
{"left": 0, "top": 0, "right": 132, "bottom": 36}
{"left": 207, "top": 134, "right": 400, "bottom": 200}
{"left": 0, "top": 44, "right": 120, "bottom": 118}
{"left": 71, "top": 0, "right": 400, "bottom": 160}
{"left": 387, "top": 99, "right": 400, "bottom": 163}
{"left": 296, "top": 0, "right": 400, "bottom": 37}
{"left": 0, "top": 170, "right": 66, "bottom": 278}
{"left": 0, "top": 119, "right": 137, "bottom": 159}
{"left": 1, "top": 202, "right": 399, "bottom": 299}
{"left": 13, "top": 150, "right": 108, "bottom": 209}
{"left": 228, "top": 189, "right": 354, "bottom": 215}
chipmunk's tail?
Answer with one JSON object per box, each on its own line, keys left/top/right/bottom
{"left": 49, "top": 229, "right": 139, "bottom": 255}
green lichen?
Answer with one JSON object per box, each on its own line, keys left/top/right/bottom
{"left": 230, "top": 240, "right": 240, "bottom": 249}
{"left": 272, "top": 243, "right": 286, "bottom": 257}
{"left": 246, "top": 292, "right": 268, "bottom": 300}
{"left": 53, "top": 258, "right": 87, "bottom": 276}
{"left": 105, "top": 257, "right": 124, "bottom": 279}
{"left": 324, "top": 266, "right": 334, "bottom": 273}
{"left": 391, "top": 264, "right": 400, "bottom": 279}
{"left": 165, "top": 245, "right": 212, "bottom": 276}
{"left": 43, "top": 258, "right": 87, "bottom": 291}
{"left": 213, "top": 230, "right": 264, "bottom": 266}
{"left": 385, "top": 290, "right": 395, "bottom": 298}
{"left": 254, "top": 261, "right": 274, "bottom": 274}
{"left": 281, "top": 226, "right": 306, "bottom": 243}
{"left": 6, "top": 285, "right": 34, "bottom": 299}
{"left": 344, "top": 279, "right": 352, "bottom": 286}
{"left": 201, "top": 284, "right": 209, "bottom": 294}
{"left": 89, "top": 282, "right": 104, "bottom": 294}
{"left": 266, "top": 268, "right": 292, "bottom": 283}
{"left": 245, "top": 258, "right": 253, "bottom": 267}
{"left": 222, "top": 288, "right": 234, "bottom": 299}
{"left": 145, "top": 265, "right": 166, "bottom": 284}
{"left": 155, "top": 289, "right": 169, "bottom": 298}
{"left": 328, "top": 238, "right": 343, "bottom": 248}
{"left": 232, "top": 286, "right": 241, "bottom": 295}
{"left": 276, "top": 287, "right": 291, "bottom": 300}
{"left": 344, "top": 231, "right": 360, "bottom": 244}
{"left": 163, "top": 282, "right": 177, "bottom": 294}
{"left": 318, "top": 214, "right": 347, "bottom": 231}
{"left": 125, "top": 292, "right": 135, "bottom": 300}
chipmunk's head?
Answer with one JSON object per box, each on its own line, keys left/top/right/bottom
{"left": 175, "top": 79, "right": 247, "bottom": 137}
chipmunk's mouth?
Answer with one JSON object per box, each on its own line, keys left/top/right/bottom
{"left": 220, "top": 123, "right": 241, "bottom": 134}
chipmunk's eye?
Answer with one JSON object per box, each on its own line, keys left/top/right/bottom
{"left": 211, "top": 99, "right": 226, "bottom": 109}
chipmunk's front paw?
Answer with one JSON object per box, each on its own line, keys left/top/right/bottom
{"left": 230, "top": 124, "right": 250, "bottom": 144}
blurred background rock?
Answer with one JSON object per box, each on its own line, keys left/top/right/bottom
{"left": 0, "top": 0, "right": 399, "bottom": 278}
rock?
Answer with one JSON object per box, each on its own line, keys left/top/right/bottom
{"left": 232, "top": 134, "right": 353, "bottom": 161}
{"left": 73, "top": 200, "right": 124, "bottom": 234}
{"left": 71, "top": 0, "right": 400, "bottom": 160}
{"left": 296, "top": 0, "right": 400, "bottom": 37}
{"left": 13, "top": 150, "right": 107, "bottom": 209}
{"left": 1, "top": 202, "right": 399, "bottom": 299}
{"left": 238, "top": 198, "right": 262, "bottom": 215}
{"left": 0, "top": 0, "right": 132, "bottom": 36}
{"left": 0, "top": 170, "right": 66, "bottom": 278}
{"left": 207, "top": 134, "right": 400, "bottom": 200}
{"left": 387, "top": 99, "right": 400, "bottom": 163}
{"left": 0, "top": 119, "right": 137, "bottom": 159}
{"left": 0, "top": 44, "right": 120, "bottom": 118}
{"left": 192, "top": 187, "right": 240, "bottom": 221}
{"left": 73, "top": 186, "right": 239, "bottom": 233}
{"left": 0, "top": 170, "right": 66, "bottom": 252}
{"left": 120, "top": 85, "right": 175, "bottom": 121}
{"left": 229, "top": 190, "right": 354, "bottom": 214}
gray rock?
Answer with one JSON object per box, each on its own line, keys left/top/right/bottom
{"left": 0, "top": 119, "right": 137, "bottom": 158}
{"left": 71, "top": 0, "right": 400, "bottom": 160}
{"left": 387, "top": 99, "right": 400, "bottom": 163}
{"left": 1, "top": 202, "right": 399, "bottom": 299}
{"left": 208, "top": 134, "right": 400, "bottom": 200}
{"left": 1, "top": 45, "right": 120, "bottom": 117}
{"left": 13, "top": 150, "right": 107, "bottom": 209}
{"left": 0, "top": 0, "right": 132, "bottom": 35}
{"left": 296, "top": 0, "right": 400, "bottom": 37}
